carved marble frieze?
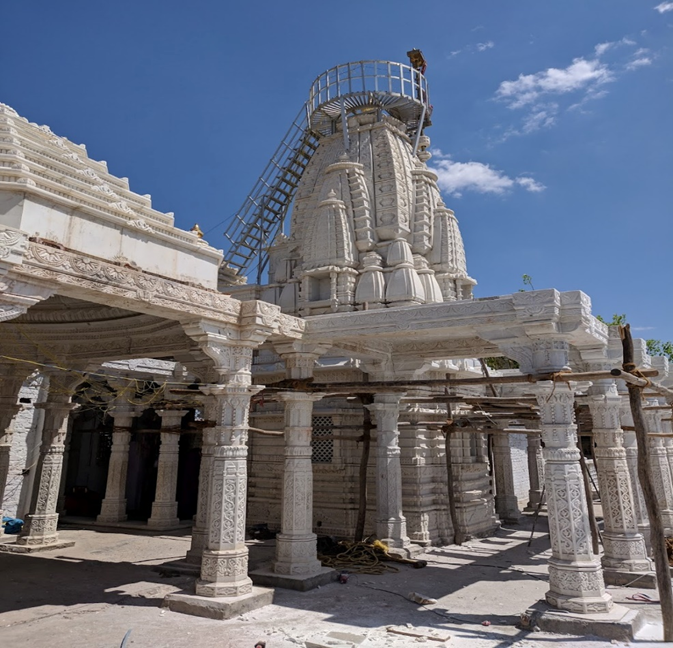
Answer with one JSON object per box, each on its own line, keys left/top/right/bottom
{"left": 11, "top": 241, "right": 239, "bottom": 323}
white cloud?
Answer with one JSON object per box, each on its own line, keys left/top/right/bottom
{"left": 626, "top": 57, "right": 653, "bottom": 70}
{"left": 655, "top": 2, "right": 673, "bottom": 12}
{"left": 449, "top": 40, "right": 494, "bottom": 58}
{"left": 521, "top": 103, "right": 558, "bottom": 132}
{"left": 594, "top": 42, "right": 612, "bottom": 56}
{"left": 493, "top": 36, "right": 653, "bottom": 136}
{"left": 568, "top": 89, "right": 608, "bottom": 112}
{"left": 428, "top": 150, "right": 545, "bottom": 197}
{"left": 495, "top": 58, "right": 613, "bottom": 109}
{"left": 516, "top": 177, "right": 546, "bottom": 192}
{"left": 595, "top": 37, "right": 636, "bottom": 56}
{"left": 633, "top": 326, "right": 656, "bottom": 331}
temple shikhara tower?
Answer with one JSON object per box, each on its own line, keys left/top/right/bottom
{"left": 220, "top": 59, "right": 474, "bottom": 312}
{"left": 1, "top": 53, "right": 671, "bottom": 638}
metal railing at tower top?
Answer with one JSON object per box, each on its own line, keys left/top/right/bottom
{"left": 219, "top": 60, "right": 430, "bottom": 284}
{"left": 308, "top": 60, "right": 430, "bottom": 136}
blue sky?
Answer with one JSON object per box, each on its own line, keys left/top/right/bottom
{"left": 3, "top": 1, "right": 672, "bottom": 342}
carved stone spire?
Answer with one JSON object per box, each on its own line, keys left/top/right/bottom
{"left": 266, "top": 113, "right": 476, "bottom": 314}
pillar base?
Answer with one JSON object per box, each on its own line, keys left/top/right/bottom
{"left": 0, "top": 539, "right": 75, "bottom": 553}
{"left": 522, "top": 601, "right": 643, "bottom": 642}
{"left": 546, "top": 559, "right": 612, "bottom": 614}
{"left": 196, "top": 577, "right": 254, "bottom": 598}
{"left": 602, "top": 568, "right": 656, "bottom": 588}
{"left": 251, "top": 566, "right": 334, "bottom": 591}
{"left": 163, "top": 586, "right": 274, "bottom": 620}
{"left": 16, "top": 513, "right": 60, "bottom": 546}
{"left": 274, "top": 533, "right": 322, "bottom": 576}
{"left": 546, "top": 590, "right": 613, "bottom": 615}
{"left": 97, "top": 500, "right": 128, "bottom": 524}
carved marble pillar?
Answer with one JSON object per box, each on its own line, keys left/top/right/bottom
{"left": 274, "top": 391, "right": 324, "bottom": 576}
{"left": 186, "top": 427, "right": 216, "bottom": 564}
{"left": 661, "top": 410, "right": 673, "bottom": 495}
{"left": 148, "top": 410, "right": 186, "bottom": 529}
{"left": 643, "top": 406, "right": 673, "bottom": 536}
{"left": 0, "top": 375, "right": 24, "bottom": 522}
{"left": 532, "top": 341, "right": 611, "bottom": 613}
{"left": 56, "top": 426, "right": 73, "bottom": 514}
{"left": 196, "top": 383, "right": 261, "bottom": 597}
{"left": 620, "top": 400, "right": 650, "bottom": 549}
{"left": 367, "top": 394, "right": 410, "bottom": 550}
{"left": 587, "top": 380, "right": 652, "bottom": 583}
{"left": 524, "top": 432, "right": 545, "bottom": 512}
{"left": 17, "top": 392, "right": 76, "bottom": 546}
{"left": 97, "top": 406, "right": 140, "bottom": 524}
{"left": 493, "top": 433, "right": 521, "bottom": 524}
{"left": 166, "top": 314, "right": 276, "bottom": 615}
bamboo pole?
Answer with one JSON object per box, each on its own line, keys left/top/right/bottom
{"left": 621, "top": 324, "right": 673, "bottom": 642}
{"left": 249, "top": 426, "right": 284, "bottom": 436}
{"left": 575, "top": 405, "right": 601, "bottom": 554}
{"left": 259, "top": 368, "right": 660, "bottom": 395}
{"left": 399, "top": 421, "right": 541, "bottom": 435}
{"left": 407, "top": 396, "right": 538, "bottom": 404}
{"left": 443, "top": 386, "right": 463, "bottom": 545}
{"left": 354, "top": 394, "right": 373, "bottom": 543}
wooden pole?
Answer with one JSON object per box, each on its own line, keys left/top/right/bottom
{"left": 611, "top": 369, "right": 673, "bottom": 399}
{"left": 575, "top": 404, "right": 601, "bottom": 553}
{"left": 259, "top": 368, "right": 660, "bottom": 396}
{"left": 621, "top": 324, "right": 673, "bottom": 642}
{"left": 578, "top": 436, "right": 601, "bottom": 554}
{"left": 354, "top": 394, "right": 373, "bottom": 542}
{"left": 443, "top": 386, "right": 463, "bottom": 545}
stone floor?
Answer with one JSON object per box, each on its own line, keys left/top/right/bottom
{"left": 0, "top": 515, "right": 665, "bottom": 648}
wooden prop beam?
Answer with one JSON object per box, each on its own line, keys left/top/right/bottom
{"left": 621, "top": 324, "right": 673, "bottom": 642}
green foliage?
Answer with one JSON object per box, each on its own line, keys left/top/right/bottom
{"left": 596, "top": 313, "right": 626, "bottom": 325}
{"left": 522, "top": 274, "right": 534, "bottom": 291}
{"left": 484, "top": 357, "right": 520, "bottom": 370}
{"left": 646, "top": 339, "right": 673, "bottom": 363}
{"left": 595, "top": 313, "right": 672, "bottom": 363}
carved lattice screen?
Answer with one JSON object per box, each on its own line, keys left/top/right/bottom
{"left": 311, "top": 415, "right": 333, "bottom": 463}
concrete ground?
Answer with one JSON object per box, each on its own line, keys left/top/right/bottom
{"left": 0, "top": 516, "right": 665, "bottom": 648}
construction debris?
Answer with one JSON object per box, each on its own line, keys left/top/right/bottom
{"left": 387, "top": 625, "right": 451, "bottom": 642}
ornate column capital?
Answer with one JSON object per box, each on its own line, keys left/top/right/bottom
{"left": 182, "top": 320, "right": 259, "bottom": 384}
{"left": 277, "top": 391, "right": 325, "bottom": 419}
{"left": 274, "top": 342, "right": 330, "bottom": 380}
{"left": 107, "top": 404, "right": 142, "bottom": 429}
{"left": 156, "top": 409, "right": 188, "bottom": 430}
{"left": 200, "top": 383, "right": 263, "bottom": 448}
